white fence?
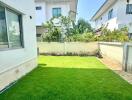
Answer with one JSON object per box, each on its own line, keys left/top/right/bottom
{"left": 99, "top": 42, "right": 132, "bottom": 73}
{"left": 37, "top": 42, "right": 98, "bottom": 55}
{"left": 123, "top": 43, "right": 132, "bottom": 73}
{"left": 37, "top": 42, "right": 132, "bottom": 73}
{"left": 99, "top": 42, "right": 124, "bottom": 65}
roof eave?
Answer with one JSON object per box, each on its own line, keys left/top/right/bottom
{"left": 91, "top": 0, "right": 116, "bottom": 21}
{"left": 91, "top": 0, "right": 108, "bottom": 21}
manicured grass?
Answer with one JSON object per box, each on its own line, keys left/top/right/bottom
{"left": 0, "top": 56, "right": 132, "bottom": 100}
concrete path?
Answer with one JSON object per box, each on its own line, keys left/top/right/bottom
{"left": 98, "top": 56, "right": 132, "bottom": 84}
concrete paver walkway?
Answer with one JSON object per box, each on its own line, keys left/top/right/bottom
{"left": 99, "top": 56, "right": 132, "bottom": 84}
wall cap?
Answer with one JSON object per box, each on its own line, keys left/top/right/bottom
{"left": 99, "top": 42, "right": 124, "bottom": 46}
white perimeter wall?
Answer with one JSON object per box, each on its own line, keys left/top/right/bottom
{"left": 0, "top": 0, "right": 37, "bottom": 73}
{"left": 38, "top": 42, "right": 98, "bottom": 55}
{"left": 99, "top": 42, "right": 124, "bottom": 65}
{"left": 99, "top": 42, "right": 132, "bottom": 73}
{"left": 127, "top": 45, "right": 132, "bottom": 73}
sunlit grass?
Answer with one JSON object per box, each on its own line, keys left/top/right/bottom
{"left": 0, "top": 56, "right": 132, "bottom": 100}
{"left": 39, "top": 56, "right": 106, "bottom": 69}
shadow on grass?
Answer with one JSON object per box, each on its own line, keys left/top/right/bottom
{"left": 39, "top": 64, "right": 47, "bottom": 67}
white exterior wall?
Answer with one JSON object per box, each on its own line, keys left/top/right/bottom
{"left": 46, "top": 2, "right": 70, "bottom": 21}
{"left": 95, "top": 0, "right": 132, "bottom": 33}
{"left": 118, "top": 0, "right": 132, "bottom": 33}
{"left": 35, "top": 2, "right": 47, "bottom": 26}
{"left": 35, "top": 1, "right": 70, "bottom": 26}
{"left": 95, "top": 1, "right": 119, "bottom": 31}
{"left": 0, "top": 0, "right": 37, "bottom": 73}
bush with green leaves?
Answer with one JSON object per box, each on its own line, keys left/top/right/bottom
{"left": 42, "top": 18, "right": 62, "bottom": 42}
{"left": 42, "top": 17, "right": 94, "bottom": 42}
{"left": 43, "top": 27, "right": 62, "bottom": 42}
{"left": 97, "top": 27, "right": 129, "bottom": 42}
{"left": 65, "top": 32, "right": 96, "bottom": 42}
{"left": 42, "top": 16, "right": 129, "bottom": 42}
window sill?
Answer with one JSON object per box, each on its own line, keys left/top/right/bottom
{"left": 0, "top": 47, "right": 24, "bottom": 52}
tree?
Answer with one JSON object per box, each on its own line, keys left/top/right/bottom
{"left": 77, "top": 18, "right": 93, "bottom": 34}
{"left": 42, "top": 17, "right": 94, "bottom": 42}
{"left": 60, "top": 16, "right": 72, "bottom": 35}
{"left": 98, "top": 27, "right": 129, "bottom": 42}
{"left": 43, "top": 18, "right": 62, "bottom": 42}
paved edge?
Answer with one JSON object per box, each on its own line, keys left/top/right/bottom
{"left": 97, "top": 57, "right": 132, "bottom": 84}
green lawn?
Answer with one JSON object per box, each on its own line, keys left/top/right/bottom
{"left": 0, "top": 56, "right": 132, "bottom": 100}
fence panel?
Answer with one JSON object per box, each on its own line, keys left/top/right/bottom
{"left": 37, "top": 42, "right": 98, "bottom": 55}
{"left": 99, "top": 42, "right": 124, "bottom": 65}
{"left": 123, "top": 43, "right": 132, "bottom": 73}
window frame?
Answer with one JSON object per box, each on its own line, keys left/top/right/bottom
{"left": 36, "top": 6, "right": 42, "bottom": 10}
{"left": 108, "top": 9, "right": 113, "bottom": 20}
{"left": 0, "top": 5, "right": 9, "bottom": 49}
{"left": 0, "top": 4, "right": 24, "bottom": 51}
{"left": 100, "top": 17, "right": 102, "bottom": 20}
{"left": 52, "top": 8, "right": 61, "bottom": 18}
{"left": 126, "top": 4, "right": 132, "bottom": 14}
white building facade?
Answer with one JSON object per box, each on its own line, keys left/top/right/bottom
{"left": 35, "top": 0, "right": 78, "bottom": 38}
{"left": 91, "top": 0, "right": 132, "bottom": 35}
{"left": 0, "top": 0, "right": 37, "bottom": 91}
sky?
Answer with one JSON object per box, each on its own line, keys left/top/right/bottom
{"left": 77, "top": 0, "right": 106, "bottom": 27}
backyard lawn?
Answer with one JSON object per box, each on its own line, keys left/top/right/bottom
{"left": 0, "top": 56, "right": 132, "bottom": 100}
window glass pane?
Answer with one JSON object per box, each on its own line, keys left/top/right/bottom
{"left": 53, "top": 8, "right": 58, "bottom": 17}
{"left": 126, "top": 4, "right": 132, "bottom": 14}
{"left": 36, "top": 6, "right": 42, "bottom": 10}
{"left": 58, "top": 8, "right": 61, "bottom": 17}
{"left": 0, "top": 6, "right": 8, "bottom": 48}
{"left": 6, "top": 10, "right": 22, "bottom": 48}
{"left": 126, "top": 4, "right": 129, "bottom": 14}
{"left": 108, "top": 12, "right": 110, "bottom": 20}
{"left": 52, "top": 8, "right": 61, "bottom": 17}
{"left": 108, "top": 9, "right": 113, "bottom": 20}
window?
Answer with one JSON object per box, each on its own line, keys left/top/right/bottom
{"left": 0, "top": 6, "right": 8, "bottom": 48}
{"left": 100, "top": 17, "right": 102, "bottom": 20}
{"left": 6, "top": 10, "right": 22, "bottom": 48}
{"left": 0, "top": 5, "right": 23, "bottom": 49}
{"left": 36, "top": 34, "right": 41, "bottom": 37}
{"left": 126, "top": 4, "right": 132, "bottom": 14}
{"left": 52, "top": 8, "right": 61, "bottom": 17}
{"left": 108, "top": 9, "right": 113, "bottom": 20}
{"left": 36, "top": 6, "right": 42, "bottom": 10}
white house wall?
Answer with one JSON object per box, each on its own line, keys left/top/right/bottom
{"left": 0, "top": 0, "right": 37, "bottom": 73}
{"left": 35, "top": 1, "right": 47, "bottom": 26}
{"left": 95, "top": 0, "right": 119, "bottom": 31}
{"left": 118, "top": 0, "right": 132, "bottom": 33}
{"left": 95, "top": 0, "right": 132, "bottom": 33}
{"left": 46, "top": 2, "right": 70, "bottom": 21}
{"left": 35, "top": 1, "right": 70, "bottom": 26}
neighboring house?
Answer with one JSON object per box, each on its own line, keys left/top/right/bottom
{"left": 91, "top": 0, "right": 132, "bottom": 37}
{"left": 0, "top": 0, "right": 37, "bottom": 91}
{"left": 35, "top": 0, "right": 78, "bottom": 41}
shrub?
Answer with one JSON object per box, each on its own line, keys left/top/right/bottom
{"left": 66, "top": 32, "right": 96, "bottom": 42}
{"left": 97, "top": 27, "right": 129, "bottom": 42}
{"left": 43, "top": 27, "right": 62, "bottom": 42}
